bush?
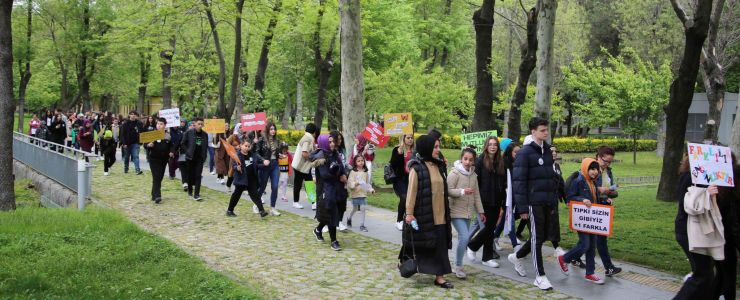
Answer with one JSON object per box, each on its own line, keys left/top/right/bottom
{"left": 276, "top": 129, "right": 656, "bottom": 153}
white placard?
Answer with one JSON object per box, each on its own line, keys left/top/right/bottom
{"left": 158, "top": 108, "right": 180, "bottom": 128}
{"left": 687, "top": 143, "right": 735, "bottom": 187}
{"left": 569, "top": 202, "right": 613, "bottom": 237}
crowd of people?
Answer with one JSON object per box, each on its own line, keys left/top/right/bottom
{"left": 26, "top": 110, "right": 738, "bottom": 296}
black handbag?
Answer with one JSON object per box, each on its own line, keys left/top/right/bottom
{"left": 384, "top": 164, "right": 397, "bottom": 184}
{"left": 398, "top": 225, "right": 418, "bottom": 278}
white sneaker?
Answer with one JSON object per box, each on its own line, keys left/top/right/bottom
{"left": 513, "top": 244, "right": 523, "bottom": 254}
{"left": 554, "top": 247, "right": 566, "bottom": 258}
{"left": 292, "top": 202, "right": 304, "bottom": 209}
{"left": 493, "top": 238, "right": 503, "bottom": 251}
{"left": 338, "top": 222, "right": 348, "bottom": 231}
{"left": 482, "top": 260, "right": 500, "bottom": 268}
{"left": 210, "top": 171, "right": 215, "bottom": 175}
{"left": 103, "top": 172, "right": 109, "bottom": 176}
{"left": 252, "top": 205, "right": 259, "bottom": 214}
{"left": 311, "top": 203, "right": 317, "bottom": 210}
{"left": 395, "top": 221, "right": 404, "bottom": 231}
{"left": 508, "top": 253, "right": 526, "bottom": 277}
{"left": 534, "top": 275, "right": 553, "bottom": 290}
{"left": 270, "top": 208, "right": 281, "bottom": 216}
{"left": 683, "top": 272, "right": 692, "bottom": 283}
{"left": 322, "top": 226, "right": 329, "bottom": 233}
{"left": 453, "top": 266, "right": 467, "bottom": 279}
{"left": 466, "top": 248, "right": 477, "bottom": 261}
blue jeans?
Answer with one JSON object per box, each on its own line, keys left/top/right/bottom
{"left": 122, "top": 143, "right": 141, "bottom": 173}
{"left": 258, "top": 159, "right": 280, "bottom": 207}
{"left": 563, "top": 232, "right": 596, "bottom": 275}
{"left": 208, "top": 147, "right": 215, "bottom": 172}
{"left": 493, "top": 208, "right": 520, "bottom": 246}
{"left": 451, "top": 218, "right": 472, "bottom": 267}
{"left": 597, "top": 235, "right": 614, "bottom": 269}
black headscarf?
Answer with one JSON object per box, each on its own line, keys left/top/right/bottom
{"left": 415, "top": 135, "right": 437, "bottom": 162}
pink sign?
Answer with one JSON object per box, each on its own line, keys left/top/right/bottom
{"left": 361, "top": 121, "right": 391, "bottom": 148}
{"left": 240, "top": 112, "right": 267, "bottom": 132}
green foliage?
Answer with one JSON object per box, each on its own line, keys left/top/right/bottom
{"left": 553, "top": 137, "right": 657, "bottom": 153}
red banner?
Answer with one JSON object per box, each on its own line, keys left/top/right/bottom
{"left": 361, "top": 121, "right": 391, "bottom": 148}
{"left": 240, "top": 112, "right": 267, "bottom": 132}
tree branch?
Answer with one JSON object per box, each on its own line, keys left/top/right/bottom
{"left": 670, "top": 0, "right": 690, "bottom": 28}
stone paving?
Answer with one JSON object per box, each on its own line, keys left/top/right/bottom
{"left": 92, "top": 167, "right": 578, "bottom": 299}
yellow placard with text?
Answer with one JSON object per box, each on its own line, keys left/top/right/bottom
{"left": 139, "top": 130, "right": 166, "bottom": 144}
{"left": 204, "top": 119, "right": 226, "bottom": 134}
{"left": 383, "top": 113, "right": 413, "bottom": 136}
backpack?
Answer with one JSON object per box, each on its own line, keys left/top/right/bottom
{"left": 563, "top": 171, "right": 580, "bottom": 202}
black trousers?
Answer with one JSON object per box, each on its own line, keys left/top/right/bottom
{"left": 396, "top": 195, "right": 406, "bottom": 222}
{"left": 150, "top": 157, "right": 167, "bottom": 199}
{"left": 468, "top": 205, "right": 501, "bottom": 261}
{"left": 168, "top": 156, "right": 178, "bottom": 178}
{"left": 228, "top": 181, "right": 264, "bottom": 213}
{"left": 712, "top": 242, "right": 736, "bottom": 300}
{"left": 186, "top": 157, "right": 204, "bottom": 196}
{"left": 293, "top": 169, "right": 312, "bottom": 203}
{"left": 103, "top": 152, "right": 116, "bottom": 172}
{"left": 178, "top": 160, "right": 188, "bottom": 185}
{"left": 675, "top": 234, "right": 715, "bottom": 300}
{"left": 516, "top": 205, "right": 556, "bottom": 276}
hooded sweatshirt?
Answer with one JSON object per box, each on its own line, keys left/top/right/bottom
{"left": 566, "top": 158, "right": 599, "bottom": 203}
{"left": 448, "top": 160, "right": 485, "bottom": 219}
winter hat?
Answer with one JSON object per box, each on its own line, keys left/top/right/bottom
{"left": 500, "top": 138, "right": 513, "bottom": 153}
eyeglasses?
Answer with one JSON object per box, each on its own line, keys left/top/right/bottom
{"left": 601, "top": 159, "right": 613, "bottom": 164}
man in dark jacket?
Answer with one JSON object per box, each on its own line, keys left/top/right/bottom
{"left": 181, "top": 117, "right": 209, "bottom": 201}
{"left": 49, "top": 110, "right": 67, "bottom": 153}
{"left": 120, "top": 111, "right": 143, "bottom": 174}
{"left": 144, "top": 118, "right": 176, "bottom": 203}
{"left": 507, "top": 117, "right": 558, "bottom": 291}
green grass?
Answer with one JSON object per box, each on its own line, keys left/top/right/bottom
{"left": 0, "top": 181, "right": 263, "bottom": 299}
{"left": 13, "top": 113, "right": 32, "bottom": 134}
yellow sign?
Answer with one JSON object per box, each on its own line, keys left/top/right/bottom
{"left": 139, "top": 130, "right": 166, "bottom": 144}
{"left": 204, "top": 119, "right": 226, "bottom": 134}
{"left": 383, "top": 113, "right": 413, "bottom": 136}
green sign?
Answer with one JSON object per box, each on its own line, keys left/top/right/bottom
{"left": 460, "top": 130, "right": 498, "bottom": 151}
{"left": 304, "top": 181, "right": 317, "bottom": 204}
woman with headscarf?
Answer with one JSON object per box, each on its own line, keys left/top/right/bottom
{"left": 311, "top": 133, "right": 347, "bottom": 251}
{"left": 400, "top": 135, "right": 454, "bottom": 289}
{"left": 79, "top": 120, "right": 95, "bottom": 156}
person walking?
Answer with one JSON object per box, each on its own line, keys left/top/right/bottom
{"left": 390, "top": 134, "right": 415, "bottom": 231}
{"left": 120, "top": 111, "right": 143, "bottom": 175}
{"left": 181, "top": 118, "right": 209, "bottom": 201}
{"left": 400, "top": 135, "right": 454, "bottom": 289}
{"left": 291, "top": 123, "right": 319, "bottom": 209}
{"left": 78, "top": 120, "right": 95, "bottom": 153}
{"left": 100, "top": 125, "right": 117, "bottom": 176}
{"left": 214, "top": 123, "right": 231, "bottom": 184}
{"left": 347, "top": 155, "right": 374, "bottom": 232}
{"left": 168, "top": 119, "right": 186, "bottom": 180}
{"left": 277, "top": 142, "right": 292, "bottom": 202}
{"left": 492, "top": 139, "right": 522, "bottom": 249}
{"left": 591, "top": 146, "right": 622, "bottom": 276}
{"left": 507, "top": 117, "right": 559, "bottom": 291}
{"left": 226, "top": 138, "right": 269, "bottom": 218}
{"left": 145, "top": 118, "right": 175, "bottom": 204}
{"left": 467, "top": 137, "right": 506, "bottom": 268}
{"left": 28, "top": 114, "right": 41, "bottom": 137}
{"left": 255, "top": 122, "right": 283, "bottom": 216}
{"left": 351, "top": 133, "right": 376, "bottom": 184}
{"left": 49, "top": 110, "right": 67, "bottom": 153}
{"left": 311, "top": 133, "right": 347, "bottom": 251}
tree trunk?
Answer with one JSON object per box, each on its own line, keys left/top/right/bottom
{"left": 226, "top": 0, "right": 246, "bottom": 119}
{"left": 312, "top": 0, "right": 335, "bottom": 130}
{"left": 202, "top": 0, "right": 227, "bottom": 118}
{"left": 77, "top": 0, "right": 92, "bottom": 112}
{"left": 656, "top": 114, "right": 666, "bottom": 156}
{"left": 657, "top": 0, "right": 713, "bottom": 202}
{"left": 253, "top": 0, "right": 282, "bottom": 112}
{"left": 0, "top": 0, "right": 16, "bottom": 211}
{"left": 295, "top": 79, "right": 304, "bottom": 129}
{"left": 160, "top": 35, "right": 175, "bottom": 110}
{"left": 339, "top": 0, "right": 366, "bottom": 153}
{"left": 233, "top": 36, "right": 250, "bottom": 120}
{"left": 17, "top": 0, "right": 32, "bottom": 133}
{"left": 138, "top": 52, "right": 151, "bottom": 112}
{"left": 49, "top": 22, "right": 70, "bottom": 109}
{"left": 470, "top": 0, "right": 496, "bottom": 132}
{"left": 507, "top": 7, "right": 538, "bottom": 143}
{"left": 700, "top": 0, "right": 726, "bottom": 144}
{"left": 282, "top": 94, "right": 291, "bottom": 129}
{"left": 534, "top": 0, "right": 557, "bottom": 122}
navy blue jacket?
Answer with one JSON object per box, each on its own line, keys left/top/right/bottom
{"left": 315, "top": 149, "right": 346, "bottom": 207}
{"left": 513, "top": 141, "right": 558, "bottom": 213}
{"left": 232, "top": 151, "right": 259, "bottom": 187}
{"left": 566, "top": 173, "right": 600, "bottom": 204}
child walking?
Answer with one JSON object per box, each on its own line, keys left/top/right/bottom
{"left": 449, "top": 147, "right": 486, "bottom": 279}
{"left": 226, "top": 139, "right": 268, "bottom": 218}
{"left": 347, "top": 155, "right": 374, "bottom": 232}
{"left": 277, "top": 142, "right": 293, "bottom": 202}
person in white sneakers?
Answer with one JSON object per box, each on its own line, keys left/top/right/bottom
{"left": 389, "top": 133, "right": 415, "bottom": 231}
{"left": 291, "top": 123, "right": 319, "bottom": 209}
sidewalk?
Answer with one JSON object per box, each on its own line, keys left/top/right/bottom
{"left": 108, "top": 151, "right": 682, "bottom": 299}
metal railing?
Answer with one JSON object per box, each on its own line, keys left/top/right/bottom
{"left": 12, "top": 132, "right": 97, "bottom": 210}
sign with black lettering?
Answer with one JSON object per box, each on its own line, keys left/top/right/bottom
{"left": 568, "top": 202, "right": 613, "bottom": 237}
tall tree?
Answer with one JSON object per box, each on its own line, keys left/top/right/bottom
{"left": 252, "top": 0, "right": 282, "bottom": 112}
{"left": 0, "top": 0, "right": 16, "bottom": 211}
{"left": 534, "top": 0, "right": 557, "bottom": 122}
{"left": 138, "top": 51, "right": 151, "bottom": 112}
{"left": 339, "top": 0, "right": 365, "bottom": 152}
{"left": 201, "top": 0, "right": 227, "bottom": 118}
{"left": 700, "top": 0, "right": 737, "bottom": 142}
{"left": 312, "top": 0, "right": 337, "bottom": 129}
{"left": 227, "top": 0, "right": 246, "bottom": 118}
{"left": 507, "top": 5, "right": 538, "bottom": 143}
{"left": 470, "top": 0, "right": 496, "bottom": 132}
{"left": 16, "top": 0, "right": 32, "bottom": 132}
{"left": 160, "top": 35, "right": 175, "bottom": 109}
{"left": 657, "top": 0, "right": 714, "bottom": 201}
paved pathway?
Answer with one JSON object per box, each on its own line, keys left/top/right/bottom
{"left": 94, "top": 151, "right": 684, "bottom": 299}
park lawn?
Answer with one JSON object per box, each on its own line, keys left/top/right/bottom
{"left": 13, "top": 113, "right": 33, "bottom": 134}
{"left": 0, "top": 181, "right": 264, "bottom": 299}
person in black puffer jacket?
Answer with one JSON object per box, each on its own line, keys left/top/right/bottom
{"left": 508, "top": 117, "right": 558, "bottom": 291}
{"left": 311, "top": 133, "right": 347, "bottom": 251}
{"left": 144, "top": 118, "right": 176, "bottom": 203}
{"left": 399, "top": 135, "right": 454, "bottom": 289}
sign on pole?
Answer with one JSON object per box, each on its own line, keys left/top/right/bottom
{"left": 460, "top": 130, "right": 498, "bottom": 150}
{"left": 139, "top": 130, "right": 166, "bottom": 144}
{"left": 687, "top": 143, "right": 735, "bottom": 187}
{"left": 158, "top": 108, "right": 180, "bottom": 128}
{"left": 569, "top": 202, "right": 614, "bottom": 237}
{"left": 204, "top": 119, "right": 226, "bottom": 134}
{"left": 240, "top": 112, "right": 267, "bottom": 132}
{"left": 361, "top": 121, "right": 391, "bottom": 148}
{"left": 383, "top": 113, "right": 413, "bottom": 136}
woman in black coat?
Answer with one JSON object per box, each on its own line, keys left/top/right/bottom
{"left": 311, "top": 133, "right": 347, "bottom": 251}
{"left": 390, "top": 134, "right": 415, "bottom": 230}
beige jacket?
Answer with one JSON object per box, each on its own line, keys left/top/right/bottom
{"left": 684, "top": 186, "right": 725, "bottom": 260}
{"left": 348, "top": 170, "right": 373, "bottom": 199}
{"left": 447, "top": 160, "right": 485, "bottom": 219}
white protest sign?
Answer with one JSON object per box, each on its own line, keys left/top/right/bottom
{"left": 569, "top": 202, "right": 613, "bottom": 237}
{"left": 687, "top": 143, "right": 735, "bottom": 187}
{"left": 158, "top": 108, "right": 180, "bottom": 128}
